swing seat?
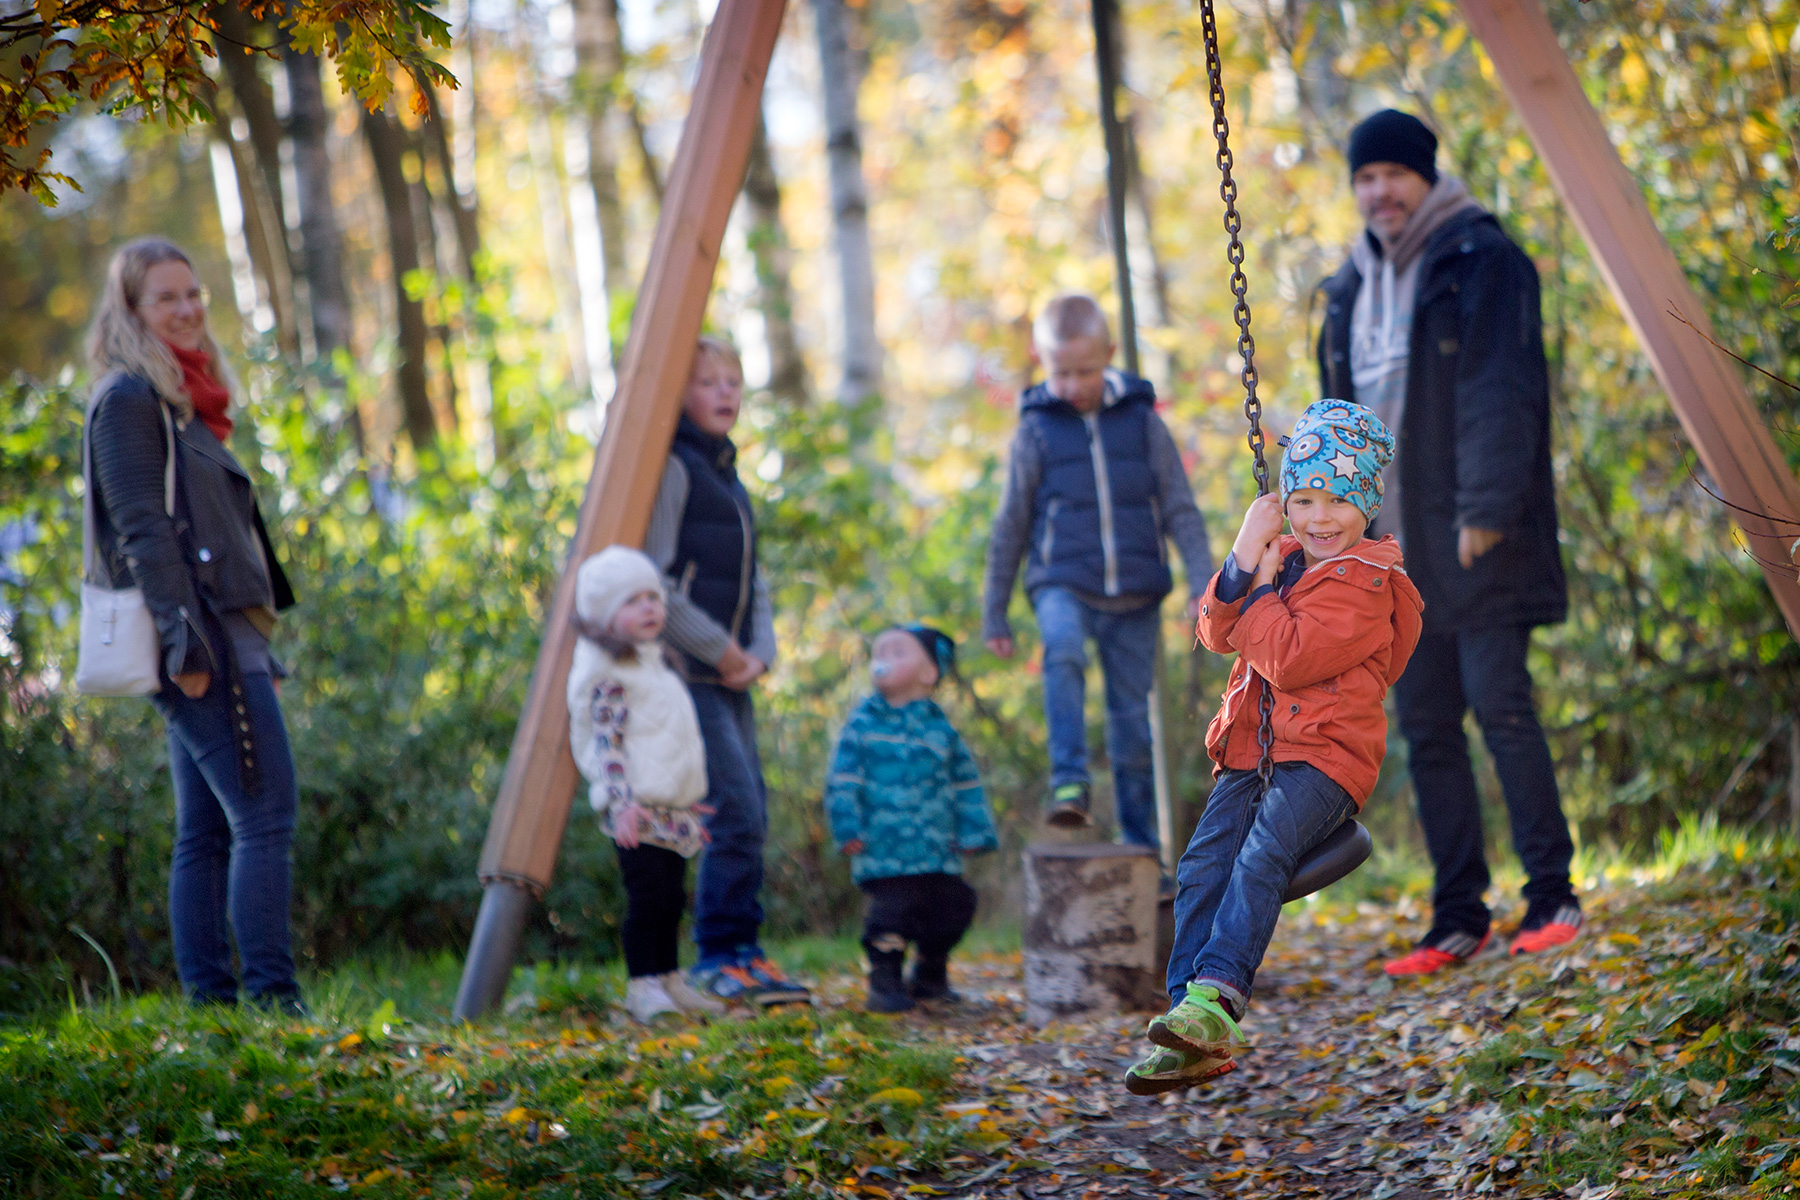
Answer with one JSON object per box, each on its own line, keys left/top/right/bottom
{"left": 1282, "top": 817, "right": 1372, "bottom": 902}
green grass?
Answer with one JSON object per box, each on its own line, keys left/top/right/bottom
{"left": 1444, "top": 824, "right": 1800, "bottom": 1197}
{"left": 0, "top": 950, "right": 970, "bottom": 1199}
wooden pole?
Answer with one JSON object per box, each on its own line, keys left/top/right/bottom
{"left": 1458, "top": 0, "right": 1800, "bottom": 638}
{"left": 452, "top": 0, "right": 789, "bottom": 1019}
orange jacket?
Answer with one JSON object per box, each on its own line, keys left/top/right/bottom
{"left": 1195, "top": 535, "right": 1424, "bottom": 807}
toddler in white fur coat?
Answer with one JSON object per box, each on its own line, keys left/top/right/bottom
{"left": 568, "top": 545, "right": 723, "bottom": 1023}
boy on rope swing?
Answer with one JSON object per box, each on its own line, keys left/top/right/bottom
{"left": 1125, "top": 400, "right": 1423, "bottom": 1094}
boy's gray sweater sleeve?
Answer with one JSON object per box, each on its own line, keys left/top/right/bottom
{"left": 1147, "top": 414, "right": 1214, "bottom": 596}
{"left": 981, "top": 424, "right": 1041, "bottom": 643}
{"left": 644, "top": 457, "right": 735, "bottom": 667}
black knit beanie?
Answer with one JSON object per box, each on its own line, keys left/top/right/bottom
{"left": 1347, "top": 109, "right": 1438, "bottom": 184}
{"left": 903, "top": 625, "right": 957, "bottom": 682}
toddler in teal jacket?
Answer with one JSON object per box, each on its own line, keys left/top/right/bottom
{"left": 825, "top": 626, "right": 999, "bottom": 1012}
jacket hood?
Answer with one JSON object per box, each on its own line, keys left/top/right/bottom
{"left": 1020, "top": 368, "right": 1155, "bottom": 414}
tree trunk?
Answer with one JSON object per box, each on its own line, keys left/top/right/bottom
{"left": 571, "top": 0, "right": 632, "bottom": 317}
{"left": 627, "top": 94, "right": 665, "bottom": 205}
{"left": 1022, "top": 843, "right": 1164, "bottom": 1026}
{"left": 363, "top": 106, "right": 438, "bottom": 450}
{"left": 516, "top": 25, "right": 592, "bottom": 399}
{"left": 281, "top": 43, "right": 352, "bottom": 365}
{"left": 812, "top": 0, "right": 880, "bottom": 407}
{"left": 743, "top": 112, "right": 809, "bottom": 405}
{"left": 213, "top": 6, "right": 289, "bottom": 241}
{"left": 421, "top": 83, "right": 480, "bottom": 282}
{"left": 211, "top": 6, "right": 299, "bottom": 352}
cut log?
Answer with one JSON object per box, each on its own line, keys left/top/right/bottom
{"left": 1023, "top": 843, "right": 1164, "bottom": 1026}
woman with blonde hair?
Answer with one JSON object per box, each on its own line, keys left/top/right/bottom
{"left": 83, "top": 236, "right": 302, "bottom": 1010}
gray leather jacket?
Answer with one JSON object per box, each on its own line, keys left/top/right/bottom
{"left": 84, "top": 373, "right": 295, "bottom": 679}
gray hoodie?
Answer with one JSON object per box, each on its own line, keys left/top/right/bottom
{"left": 1347, "top": 175, "right": 1482, "bottom": 543}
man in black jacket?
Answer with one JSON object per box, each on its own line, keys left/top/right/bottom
{"left": 1317, "top": 110, "right": 1580, "bottom": 974}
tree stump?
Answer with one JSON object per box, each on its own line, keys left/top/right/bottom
{"left": 1022, "top": 843, "right": 1164, "bottom": 1026}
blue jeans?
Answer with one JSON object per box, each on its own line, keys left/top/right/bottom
{"left": 1033, "top": 586, "right": 1160, "bottom": 851}
{"left": 688, "top": 681, "right": 768, "bottom": 968}
{"left": 1394, "top": 624, "right": 1575, "bottom": 936}
{"left": 1164, "top": 762, "right": 1356, "bottom": 1015}
{"left": 152, "top": 670, "right": 299, "bottom": 1005}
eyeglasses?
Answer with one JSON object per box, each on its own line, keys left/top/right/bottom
{"left": 137, "top": 285, "right": 210, "bottom": 313}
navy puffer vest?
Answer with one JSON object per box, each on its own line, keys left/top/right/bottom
{"left": 669, "top": 415, "right": 757, "bottom": 678}
{"left": 1021, "top": 372, "right": 1173, "bottom": 601}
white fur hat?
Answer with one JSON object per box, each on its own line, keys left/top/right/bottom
{"left": 574, "top": 546, "right": 666, "bottom": 632}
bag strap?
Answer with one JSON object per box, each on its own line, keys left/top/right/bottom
{"left": 82, "top": 377, "right": 179, "bottom": 585}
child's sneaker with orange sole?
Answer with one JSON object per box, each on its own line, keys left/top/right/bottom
{"left": 1124, "top": 1043, "right": 1236, "bottom": 1095}
{"left": 1383, "top": 928, "right": 1490, "bottom": 977}
{"left": 1508, "top": 901, "right": 1583, "bottom": 956}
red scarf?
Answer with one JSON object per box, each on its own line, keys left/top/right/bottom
{"left": 168, "top": 343, "right": 232, "bottom": 441}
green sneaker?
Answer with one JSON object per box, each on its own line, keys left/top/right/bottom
{"left": 1046, "top": 782, "right": 1092, "bottom": 828}
{"left": 1146, "top": 985, "right": 1248, "bottom": 1056}
{"left": 1123, "top": 1043, "right": 1237, "bottom": 1096}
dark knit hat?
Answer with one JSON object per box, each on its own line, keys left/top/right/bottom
{"left": 1347, "top": 109, "right": 1438, "bottom": 184}
{"left": 903, "top": 625, "right": 957, "bottom": 681}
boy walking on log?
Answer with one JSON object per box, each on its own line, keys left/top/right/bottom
{"left": 983, "top": 294, "right": 1213, "bottom": 854}
{"left": 1126, "top": 401, "right": 1423, "bottom": 1094}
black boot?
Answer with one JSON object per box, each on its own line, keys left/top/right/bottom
{"left": 866, "top": 949, "right": 914, "bottom": 1013}
{"left": 908, "top": 952, "right": 958, "bottom": 1002}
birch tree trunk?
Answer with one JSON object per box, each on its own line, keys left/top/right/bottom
{"left": 363, "top": 107, "right": 438, "bottom": 449}
{"left": 1022, "top": 844, "right": 1164, "bottom": 1025}
{"left": 571, "top": 0, "right": 632, "bottom": 316}
{"left": 211, "top": 5, "right": 299, "bottom": 352}
{"left": 812, "top": 0, "right": 881, "bottom": 407}
{"left": 281, "top": 43, "right": 353, "bottom": 366}
{"left": 743, "top": 113, "right": 809, "bottom": 406}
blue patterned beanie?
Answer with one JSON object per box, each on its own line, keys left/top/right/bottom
{"left": 1278, "top": 400, "right": 1396, "bottom": 521}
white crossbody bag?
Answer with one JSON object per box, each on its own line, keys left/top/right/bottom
{"left": 75, "top": 396, "right": 177, "bottom": 697}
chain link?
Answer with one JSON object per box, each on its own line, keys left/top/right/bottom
{"left": 1199, "top": 0, "right": 1276, "bottom": 794}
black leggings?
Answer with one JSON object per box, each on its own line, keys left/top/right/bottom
{"left": 617, "top": 843, "right": 689, "bottom": 977}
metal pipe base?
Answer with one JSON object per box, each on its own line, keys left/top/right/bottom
{"left": 452, "top": 881, "right": 534, "bottom": 1021}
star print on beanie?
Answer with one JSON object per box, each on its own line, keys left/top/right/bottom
{"left": 1279, "top": 399, "right": 1397, "bottom": 521}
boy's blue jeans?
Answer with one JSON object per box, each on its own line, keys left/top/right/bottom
{"left": 152, "top": 670, "right": 299, "bottom": 1006}
{"left": 688, "top": 680, "right": 770, "bottom": 969}
{"left": 1165, "top": 762, "right": 1356, "bottom": 1016}
{"left": 1032, "top": 586, "right": 1160, "bottom": 852}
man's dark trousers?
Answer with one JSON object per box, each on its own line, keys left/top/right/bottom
{"left": 1394, "top": 624, "right": 1574, "bottom": 937}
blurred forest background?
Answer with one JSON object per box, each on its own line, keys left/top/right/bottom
{"left": 2, "top": 0, "right": 1798, "bottom": 992}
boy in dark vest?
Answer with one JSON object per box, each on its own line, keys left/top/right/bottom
{"left": 644, "top": 337, "right": 810, "bottom": 1008}
{"left": 983, "top": 295, "right": 1213, "bottom": 856}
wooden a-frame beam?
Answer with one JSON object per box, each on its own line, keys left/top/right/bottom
{"left": 1459, "top": 0, "right": 1800, "bottom": 637}
{"left": 453, "top": 0, "right": 789, "bottom": 1018}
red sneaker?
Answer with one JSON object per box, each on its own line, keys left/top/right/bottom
{"left": 1509, "top": 904, "right": 1583, "bottom": 956}
{"left": 1384, "top": 929, "right": 1490, "bottom": 977}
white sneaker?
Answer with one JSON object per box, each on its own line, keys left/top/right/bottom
{"left": 660, "top": 970, "right": 727, "bottom": 1016}
{"left": 623, "top": 975, "right": 680, "bottom": 1023}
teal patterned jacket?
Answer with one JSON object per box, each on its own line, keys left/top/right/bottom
{"left": 824, "top": 693, "right": 999, "bottom": 884}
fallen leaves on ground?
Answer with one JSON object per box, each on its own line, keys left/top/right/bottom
{"left": 2, "top": 847, "right": 1796, "bottom": 1198}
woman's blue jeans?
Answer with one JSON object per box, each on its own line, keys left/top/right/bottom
{"left": 152, "top": 670, "right": 299, "bottom": 1005}
{"left": 1164, "top": 762, "right": 1356, "bottom": 1016}
{"left": 1032, "top": 586, "right": 1161, "bottom": 853}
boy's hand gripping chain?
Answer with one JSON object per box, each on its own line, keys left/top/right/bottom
{"left": 1199, "top": 0, "right": 1276, "bottom": 799}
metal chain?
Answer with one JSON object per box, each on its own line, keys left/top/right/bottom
{"left": 1198, "top": 0, "right": 1275, "bottom": 794}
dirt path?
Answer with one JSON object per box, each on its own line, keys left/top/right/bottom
{"left": 810, "top": 900, "right": 1516, "bottom": 1199}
